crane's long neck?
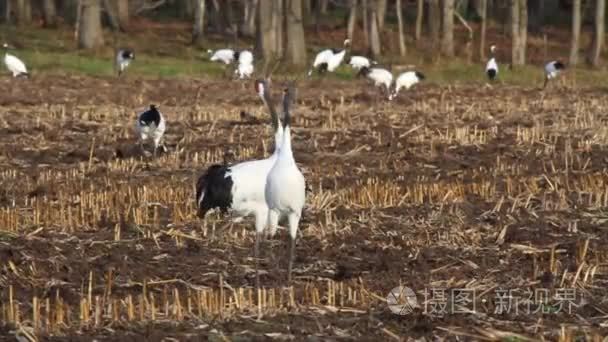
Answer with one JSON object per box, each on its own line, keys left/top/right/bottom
{"left": 262, "top": 92, "right": 283, "bottom": 153}
{"left": 280, "top": 94, "right": 293, "bottom": 158}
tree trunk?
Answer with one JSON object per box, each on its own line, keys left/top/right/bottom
{"left": 4, "top": 0, "right": 10, "bottom": 24}
{"left": 377, "top": 0, "right": 387, "bottom": 30}
{"left": 347, "top": 0, "right": 358, "bottom": 42}
{"left": 116, "top": 0, "right": 129, "bottom": 27}
{"left": 429, "top": 0, "right": 441, "bottom": 49}
{"left": 42, "top": 0, "right": 57, "bottom": 27}
{"left": 192, "top": 0, "right": 206, "bottom": 45}
{"left": 510, "top": 0, "right": 521, "bottom": 66}
{"left": 479, "top": 0, "right": 487, "bottom": 61}
{"left": 256, "top": 0, "right": 277, "bottom": 61}
{"left": 242, "top": 0, "right": 258, "bottom": 37}
{"left": 79, "top": 0, "right": 104, "bottom": 49}
{"left": 102, "top": 0, "right": 121, "bottom": 31}
{"left": 441, "top": 0, "right": 455, "bottom": 56}
{"left": 588, "top": 0, "right": 605, "bottom": 67}
{"left": 415, "top": 0, "right": 423, "bottom": 41}
{"left": 569, "top": 0, "right": 581, "bottom": 65}
{"left": 285, "top": 0, "right": 307, "bottom": 66}
{"left": 362, "top": 0, "right": 369, "bottom": 44}
{"left": 368, "top": 0, "right": 381, "bottom": 57}
{"left": 272, "top": 0, "right": 284, "bottom": 58}
{"left": 16, "top": 0, "right": 32, "bottom": 25}
{"left": 320, "top": 0, "right": 328, "bottom": 14}
{"left": 518, "top": 0, "right": 527, "bottom": 65}
{"left": 396, "top": 0, "right": 406, "bottom": 56}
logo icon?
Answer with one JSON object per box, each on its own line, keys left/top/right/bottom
{"left": 386, "top": 286, "right": 417, "bottom": 315}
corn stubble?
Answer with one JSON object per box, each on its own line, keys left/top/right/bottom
{"left": 0, "top": 78, "right": 606, "bottom": 340}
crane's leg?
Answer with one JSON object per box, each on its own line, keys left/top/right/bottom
{"left": 287, "top": 213, "right": 300, "bottom": 284}
{"left": 542, "top": 77, "right": 549, "bottom": 90}
{"left": 267, "top": 209, "right": 280, "bottom": 239}
{"left": 254, "top": 209, "right": 267, "bottom": 290}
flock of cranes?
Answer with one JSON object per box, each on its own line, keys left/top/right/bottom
{"left": 1, "top": 37, "right": 569, "bottom": 288}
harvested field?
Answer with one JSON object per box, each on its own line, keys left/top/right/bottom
{"left": 0, "top": 74, "right": 607, "bottom": 341}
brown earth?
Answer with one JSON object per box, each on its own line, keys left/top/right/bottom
{"left": 0, "top": 74, "right": 607, "bottom": 341}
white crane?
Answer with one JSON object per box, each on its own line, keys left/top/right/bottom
{"left": 265, "top": 85, "right": 306, "bottom": 283}
{"left": 196, "top": 79, "right": 283, "bottom": 287}
{"left": 347, "top": 55, "right": 376, "bottom": 70}
{"left": 234, "top": 50, "right": 254, "bottom": 79}
{"left": 486, "top": 45, "right": 498, "bottom": 82}
{"left": 136, "top": 104, "right": 166, "bottom": 156}
{"left": 2, "top": 43, "right": 28, "bottom": 78}
{"left": 116, "top": 48, "right": 135, "bottom": 77}
{"left": 389, "top": 71, "right": 425, "bottom": 100}
{"left": 308, "top": 39, "right": 351, "bottom": 76}
{"left": 208, "top": 49, "right": 237, "bottom": 65}
{"left": 358, "top": 66, "right": 394, "bottom": 99}
{"left": 543, "top": 60, "right": 565, "bottom": 89}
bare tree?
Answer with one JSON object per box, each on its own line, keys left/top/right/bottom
{"left": 15, "top": 0, "right": 32, "bottom": 25}
{"left": 441, "top": 0, "right": 455, "bottom": 56}
{"left": 256, "top": 0, "right": 277, "bottom": 61}
{"left": 415, "top": 0, "right": 423, "bottom": 41}
{"left": 79, "top": 0, "right": 104, "bottom": 49}
{"left": 569, "top": 0, "right": 581, "bottom": 65}
{"left": 347, "top": 0, "right": 358, "bottom": 42}
{"left": 116, "top": 0, "right": 129, "bottom": 27}
{"left": 510, "top": 0, "right": 521, "bottom": 66}
{"left": 377, "top": 0, "right": 387, "bottom": 30}
{"left": 396, "top": 0, "right": 406, "bottom": 56}
{"left": 428, "top": 0, "right": 441, "bottom": 49}
{"left": 518, "top": 0, "right": 527, "bottom": 65}
{"left": 362, "top": 0, "right": 369, "bottom": 44}
{"left": 102, "top": 0, "right": 121, "bottom": 31}
{"left": 479, "top": 0, "right": 487, "bottom": 60}
{"left": 588, "top": 0, "right": 605, "bottom": 67}
{"left": 242, "top": 0, "right": 258, "bottom": 37}
{"left": 368, "top": 0, "right": 381, "bottom": 57}
{"left": 272, "top": 0, "right": 284, "bottom": 57}
{"left": 42, "top": 0, "right": 57, "bottom": 27}
{"left": 285, "top": 0, "right": 307, "bottom": 66}
{"left": 4, "top": 0, "right": 10, "bottom": 24}
{"left": 192, "top": 0, "right": 206, "bottom": 45}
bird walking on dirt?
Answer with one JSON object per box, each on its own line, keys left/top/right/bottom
{"left": 264, "top": 84, "right": 306, "bottom": 284}
{"left": 116, "top": 48, "right": 135, "bottom": 77}
{"left": 208, "top": 49, "right": 238, "bottom": 65}
{"left": 308, "top": 39, "right": 351, "bottom": 77}
{"left": 543, "top": 60, "right": 566, "bottom": 89}
{"left": 485, "top": 45, "right": 498, "bottom": 83}
{"left": 358, "top": 66, "right": 393, "bottom": 100}
{"left": 389, "top": 71, "right": 425, "bottom": 100}
{"left": 136, "top": 104, "right": 166, "bottom": 157}
{"left": 2, "top": 43, "right": 28, "bottom": 78}
{"left": 196, "top": 79, "right": 284, "bottom": 288}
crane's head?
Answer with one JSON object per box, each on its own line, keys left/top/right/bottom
{"left": 490, "top": 45, "right": 497, "bottom": 54}
{"left": 255, "top": 79, "right": 268, "bottom": 99}
{"left": 2, "top": 43, "right": 11, "bottom": 49}
{"left": 344, "top": 39, "right": 351, "bottom": 47}
{"left": 554, "top": 61, "right": 565, "bottom": 70}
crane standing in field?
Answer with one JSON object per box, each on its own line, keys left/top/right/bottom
{"left": 264, "top": 84, "right": 306, "bottom": 283}
{"left": 485, "top": 45, "right": 498, "bottom": 83}
{"left": 116, "top": 48, "right": 135, "bottom": 77}
{"left": 196, "top": 79, "right": 283, "bottom": 288}
{"left": 234, "top": 50, "right": 254, "bottom": 79}
{"left": 358, "top": 66, "right": 394, "bottom": 100}
{"left": 2, "top": 43, "right": 28, "bottom": 78}
{"left": 308, "top": 39, "right": 351, "bottom": 76}
{"left": 136, "top": 105, "right": 166, "bottom": 157}
{"left": 543, "top": 60, "right": 566, "bottom": 89}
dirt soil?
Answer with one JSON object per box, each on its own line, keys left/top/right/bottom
{"left": 0, "top": 74, "right": 607, "bottom": 341}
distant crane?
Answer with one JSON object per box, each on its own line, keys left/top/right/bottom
{"left": 116, "top": 48, "right": 135, "bottom": 77}
{"left": 543, "top": 60, "right": 566, "bottom": 89}
{"left": 2, "top": 43, "right": 28, "bottom": 78}
{"left": 486, "top": 45, "right": 498, "bottom": 82}
{"left": 389, "top": 71, "right": 425, "bottom": 100}
{"left": 136, "top": 105, "right": 167, "bottom": 157}
{"left": 308, "top": 39, "right": 351, "bottom": 76}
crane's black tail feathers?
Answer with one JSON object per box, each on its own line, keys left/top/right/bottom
{"left": 196, "top": 164, "right": 234, "bottom": 218}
